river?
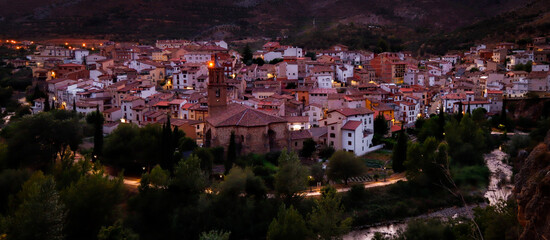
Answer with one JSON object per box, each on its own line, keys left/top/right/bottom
{"left": 344, "top": 149, "right": 513, "bottom": 240}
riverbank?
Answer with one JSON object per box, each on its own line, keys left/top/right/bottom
{"left": 344, "top": 148, "right": 513, "bottom": 240}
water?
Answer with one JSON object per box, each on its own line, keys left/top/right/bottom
{"left": 345, "top": 149, "right": 513, "bottom": 240}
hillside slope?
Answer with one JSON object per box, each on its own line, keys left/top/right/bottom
{"left": 0, "top": 0, "right": 528, "bottom": 42}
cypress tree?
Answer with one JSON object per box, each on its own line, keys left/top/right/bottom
{"left": 92, "top": 105, "right": 104, "bottom": 160}
{"left": 438, "top": 104, "right": 445, "bottom": 140}
{"left": 392, "top": 130, "right": 408, "bottom": 173}
{"left": 44, "top": 98, "right": 51, "bottom": 112}
{"left": 160, "top": 115, "right": 173, "bottom": 169}
{"left": 72, "top": 99, "right": 77, "bottom": 112}
{"left": 501, "top": 97, "right": 507, "bottom": 126}
{"left": 467, "top": 101, "right": 471, "bottom": 115}
{"left": 457, "top": 102, "right": 463, "bottom": 122}
{"left": 225, "top": 132, "right": 237, "bottom": 174}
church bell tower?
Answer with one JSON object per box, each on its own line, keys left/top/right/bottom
{"left": 207, "top": 56, "right": 227, "bottom": 116}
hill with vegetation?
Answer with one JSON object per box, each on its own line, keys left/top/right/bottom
{"left": 0, "top": 0, "right": 539, "bottom": 50}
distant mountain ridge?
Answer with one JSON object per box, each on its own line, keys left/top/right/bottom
{"left": 0, "top": 0, "right": 546, "bottom": 52}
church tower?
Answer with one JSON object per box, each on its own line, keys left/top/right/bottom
{"left": 207, "top": 56, "right": 227, "bottom": 116}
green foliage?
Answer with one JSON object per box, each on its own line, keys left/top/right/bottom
{"left": 395, "top": 219, "right": 456, "bottom": 240}
{"left": 451, "top": 165, "right": 490, "bottom": 188}
{"left": 0, "top": 169, "right": 31, "bottom": 214}
{"left": 392, "top": 130, "right": 408, "bottom": 173}
{"left": 92, "top": 106, "right": 104, "bottom": 158}
{"left": 319, "top": 145, "right": 335, "bottom": 159}
{"left": 5, "top": 171, "right": 65, "bottom": 240}
{"left": 226, "top": 132, "right": 237, "bottom": 174}
{"left": 405, "top": 137, "right": 450, "bottom": 186}
{"left": 266, "top": 205, "right": 310, "bottom": 240}
{"left": 269, "top": 58, "right": 284, "bottom": 64}
{"left": 474, "top": 200, "right": 521, "bottom": 240}
{"left": 512, "top": 61, "right": 532, "bottom": 72}
{"left": 199, "top": 230, "right": 231, "bottom": 240}
{"left": 374, "top": 114, "right": 389, "bottom": 144}
{"left": 141, "top": 165, "right": 170, "bottom": 189}
{"left": 394, "top": 200, "right": 521, "bottom": 240}
{"left": 25, "top": 85, "right": 46, "bottom": 103}
{"left": 103, "top": 124, "right": 183, "bottom": 173}
{"left": 305, "top": 52, "right": 317, "bottom": 60}
{"left": 194, "top": 148, "right": 214, "bottom": 173}
{"left": 1, "top": 110, "right": 83, "bottom": 169}
{"left": 171, "top": 154, "right": 207, "bottom": 196}
{"left": 98, "top": 220, "right": 139, "bottom": 240}
{"left": 0, "top": 67, "right": 32, "bottom": 91}
{"left": 62, "top": 172, "right": 124, "bottom": 240}
{"left": 252, "top": 57, "right": 265, "bottom": 66}
{"left": 530, "top": 118, "right": 550, "bottom": 142}
{"left": 308, "top": 186, "right": 352, "bottom": 239}
{"left": 218, "top": 166, "right": 267, "bottom": 198}
{"left": 242, "top": 44, "right": 253, "bottom": 65}
{"left": 274, "top": 150, "right": 308, "bottom": 200}
{"left": 505, "top": 135, "right": 531, "bottom": 160}
{"left": 445, "top": 116, "right": 488, "bottom": 166}
{"left": 292, "top": 24, "right": 403, "bottom": 52}
{"left": 327, "top": 150, "right": 367, "bottom": 185}
{"left": 300, "top": 138, "right": 316, "bottom": 158}
{"left": 310, "top": 162, "right": 325, "bottom": 184}
{"left": 0, "top": 86, "right": 13, "bottom": 108}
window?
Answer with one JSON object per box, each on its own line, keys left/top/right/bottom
{"left": 348, "top": 133, "right": 352, "bottom": 137}
{"left": 331, "top": 126, "right": 335, "bottom": 130}
{"left": 295, "top": 142, "right": 298, "bottom": 146}
{"left": 330, "top": 133, "right": 335, "bottom": 138}
{"left": 348, "top": 141, "right": 352, "bottom": 145}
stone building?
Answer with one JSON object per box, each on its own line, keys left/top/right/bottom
{"left": 204, "top": 60, "right": 290, "bottom": 154}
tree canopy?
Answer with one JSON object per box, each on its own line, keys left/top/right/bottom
{"left": 327, "top": 151, "right": 367, "bottom": 185}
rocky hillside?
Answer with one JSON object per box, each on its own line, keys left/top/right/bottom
{"left": 514, "top": 130, "right": 550, "bottom": 240}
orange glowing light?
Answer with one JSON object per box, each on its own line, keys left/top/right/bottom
{"left": 65, "top": 42, "right": 68, "bottom": 45}
{"left": 82, "top": 43, "right": 86, "bottom": 47}
{"left": 208, "top": 62, "right": 214, "bottom": 68}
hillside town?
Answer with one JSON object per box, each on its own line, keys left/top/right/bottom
{"left": 2, "top": 38, "right": 550, "bottom": 156}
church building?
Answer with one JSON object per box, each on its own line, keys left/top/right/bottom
{"left": 204, "top": 60, "right": 290, "bottom": 154}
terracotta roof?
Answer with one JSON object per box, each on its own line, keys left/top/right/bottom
{"left": 341, "top": 120, "right": 362, "bottom": 131}
{"left": 284, "top": 116, "right": 309, "bottom": 122}
{"left": 290, "top": 130, "right": 312, "bottom": 140}
{"left": 207, "top": 103, "right": 287, "bottom": 127}
{"left": 329, "top": 107, "right": 373, "bottom": 116}
{"left": 169, "top": 99, "right": 186, "bottom": 105}
{"left": 181, "top": 103, "right": 195, "bottom": 109}
{"left": 103, "top": 107, "right": 121, "bottom": 113}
